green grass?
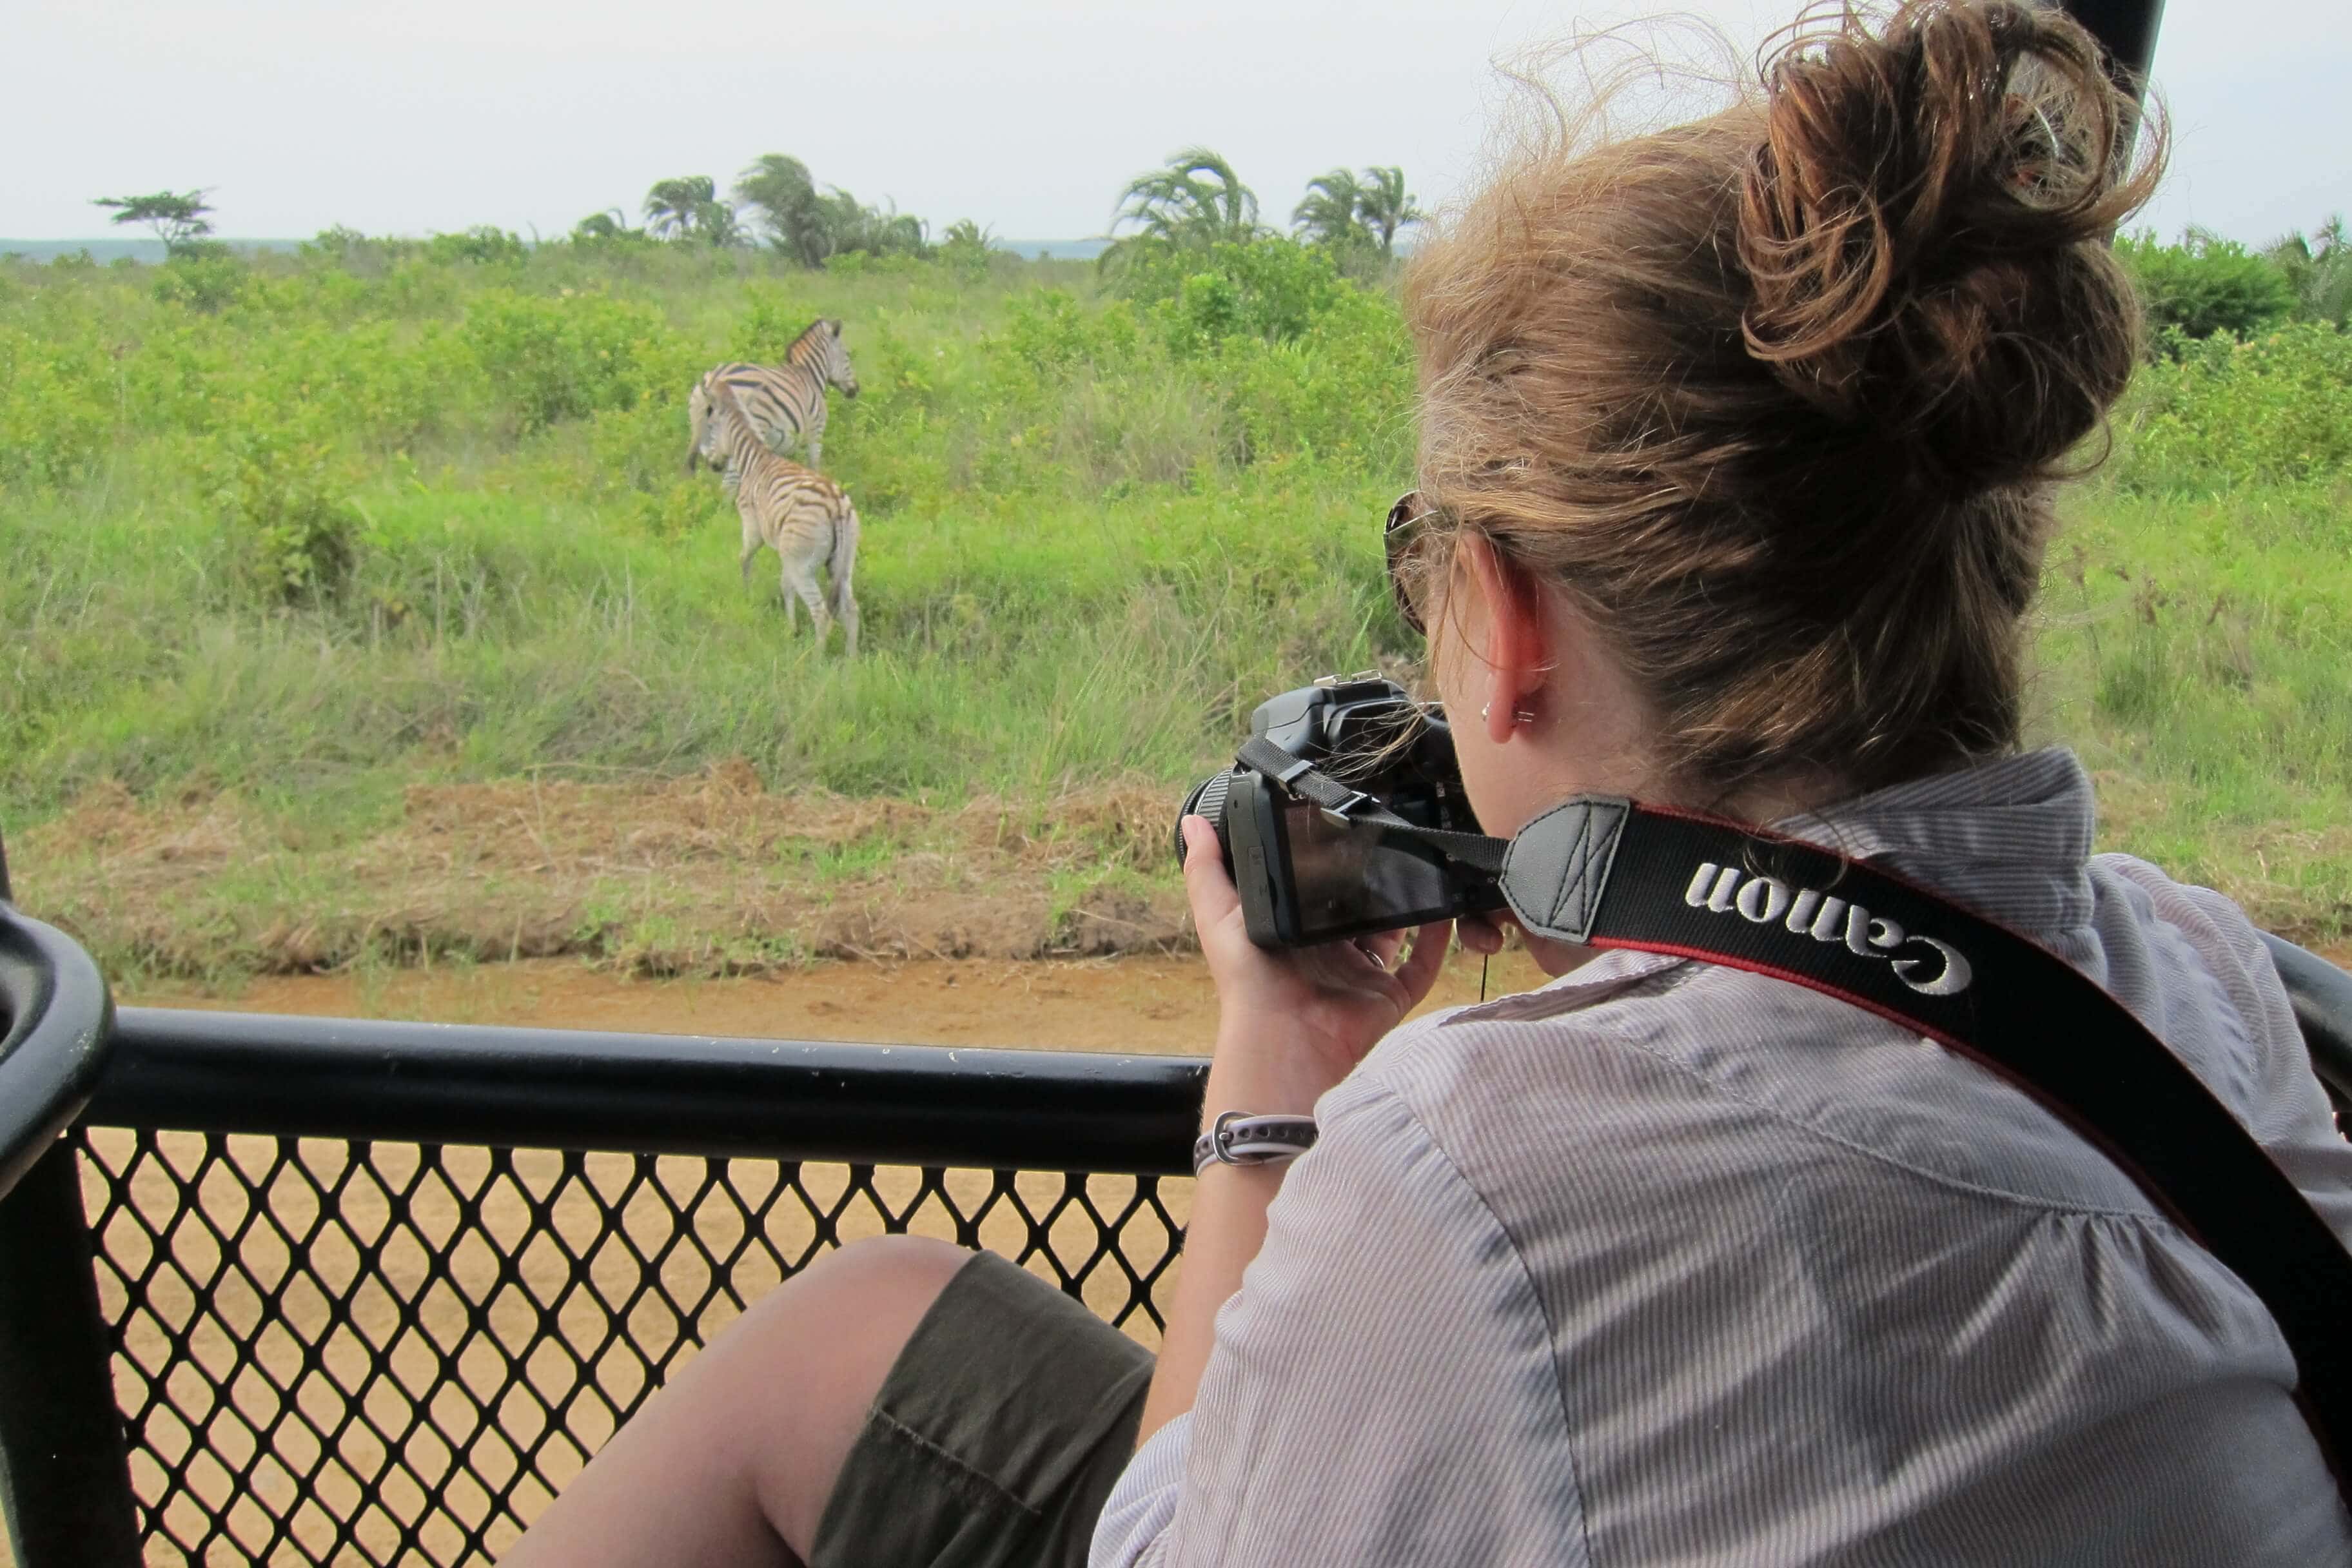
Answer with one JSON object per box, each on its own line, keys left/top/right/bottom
{"left": 3, "top": 239, "right": 2349, "bottom": 961}
{"left": 2030, "top": 481, "right": 2352, "bottom": 938}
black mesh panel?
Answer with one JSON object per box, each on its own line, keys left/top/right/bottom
{"left": 73, "top": 1126, "right": 1186, "bottom": 1567}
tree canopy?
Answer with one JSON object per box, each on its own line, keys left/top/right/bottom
{"left": 642, "top": 177, "right": 743, "bottom": 247}
{"left": 2267, "top": 216, "right": 2352, "bottom": 329}
{"left": 1355, "top": 166, "right": 1424, "bottom": 258}
{"left": 1291, "top": 166, "right": 1421, "bottom": 260}
{"left": 1291, "top": 170, "right": 1370, "bottom": 250}
{"left": 1113, "top": 148, "right": 1262, "bottom": 251}
{"left": 734, "top": 154, "right": 931, "bottom": 267}
{"left": 93, "top": 189, "right": 216, "bottom": 257}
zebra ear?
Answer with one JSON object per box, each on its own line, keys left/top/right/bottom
{"left": 826, "top": 318, "right": 843, "bottom": 336}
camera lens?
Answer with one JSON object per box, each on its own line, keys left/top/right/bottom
{"left": 1174, "top": 771, "right": 1235, "bottom": 868}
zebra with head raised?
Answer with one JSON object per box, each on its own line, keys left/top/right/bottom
{"left": 691, "top": 380, "right": 862, "bottom": 654}
{"left": 685, "top": 318, "right": 859, "bottom": 484}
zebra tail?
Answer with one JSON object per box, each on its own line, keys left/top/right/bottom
{"left": 827, "top": 500, "right": 861, "bottom": 616}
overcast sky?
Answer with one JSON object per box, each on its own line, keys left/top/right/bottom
{"left": 8, "top": 0, "right": 2346, "bottom": 248}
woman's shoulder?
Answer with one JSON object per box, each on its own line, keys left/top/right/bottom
{"left": 1331, "top": 951, "right": 1921, "bottom": 1208}
{"left": 2083, "top": 852, "right": 2334, "bottom": 1149}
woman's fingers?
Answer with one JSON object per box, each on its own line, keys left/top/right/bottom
{"left": 1391, "top": 921, "right": 1455, "bottom": 1010}
{"left": 1178, "top": 816, "right": 1243, "bottom": 931}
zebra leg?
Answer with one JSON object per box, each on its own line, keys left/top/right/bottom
{"left": 805, "top": 434, "right": 823, "bottom": 473}
{"left": 781, "top": 557, "right": 832, "bottom": 646}
{"left": 833, "top": 585, "right": 858, "bottom": 658}
{"left": 738, "top": 509, "right": 762, "bottom": 583}
{"left": 827, "top": 509, "right": 861, "bottom": 657}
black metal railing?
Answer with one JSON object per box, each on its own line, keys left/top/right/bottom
{"left": 6, "top": 1006, "right": 1206, "bottom": 1567}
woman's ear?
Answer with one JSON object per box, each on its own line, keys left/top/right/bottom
{"left": 1456, "top": 533, "right": 1551, "bottom": 744}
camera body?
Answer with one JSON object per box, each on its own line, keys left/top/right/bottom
{"left": 1179, "top": 675, "right": 1505, "bottom": 948}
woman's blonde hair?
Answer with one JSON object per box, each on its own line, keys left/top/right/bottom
{"left": 1405, "top": 0, "right": 2162, "bottom": 796}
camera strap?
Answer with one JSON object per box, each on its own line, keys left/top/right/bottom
{"left": 1235, "top": 736, "right": 1509, "bottom": 872}
{"left": 1239, "top": 740, "right": 2352, "bottom": 1489}
{"left": 1498, "top": 792, "right": 2352, "bottom": 1494}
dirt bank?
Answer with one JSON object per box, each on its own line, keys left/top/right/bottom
{"left": 28, "top": 765, "right": 1192, "bottom": 979}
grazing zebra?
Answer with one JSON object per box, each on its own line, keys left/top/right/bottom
{"left": 685, "top": 318, "right": 859, "bottom": 483}
{"left": 691, "top": 382, "right": 861, "bottom": 654}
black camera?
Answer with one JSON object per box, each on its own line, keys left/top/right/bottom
{"left": 1176, "top": 675, "right": 1507, "bottom": 948}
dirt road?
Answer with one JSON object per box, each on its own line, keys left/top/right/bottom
{"left": 125, "top": 947, "right": 1555, "bottom": 1048}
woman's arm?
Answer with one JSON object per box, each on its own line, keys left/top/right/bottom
{"left": 1094, "top": 1073, "right": 1590, "bottom": 1568}
{"left": 1134, "top": 818, "right": 1467, "bottom": 1446}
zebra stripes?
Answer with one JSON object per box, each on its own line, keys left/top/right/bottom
{"left": 691, "top": 382, "right": 861, "bottom": 654}
{"left": 687, "top": 318, "right": 859, "bottom": 480}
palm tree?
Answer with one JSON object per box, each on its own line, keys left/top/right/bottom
{"left": 694, "top": 199, "right": 750, "bottom": 249}
{"left": 2267, "top": 215, "right": 2352, "bottom": 328}
{"left": 1355, "top": 166, "right": 1424, "bottom": 258}
{"left": 736, "top": 154, "right": 830, "bottom": 266}
{"left": 643, "top": 176, "right": 718, "bottom": 241}
{"left": 1112, "top": 148, "right": 1262, "bottom": 249}
{"left": 1292, "top": 169, "right": 1371, "bottom": 250}
{"left": 573, "top": 208, "right": 634, "bottom": 243}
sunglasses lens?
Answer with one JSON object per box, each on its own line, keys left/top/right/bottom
{"left": 1385, "top": 493, "right": 1426, "bottom": 634}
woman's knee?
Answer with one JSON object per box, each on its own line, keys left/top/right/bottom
{"left": 744, "top": 1235, "right": 977, "bottom": 1553}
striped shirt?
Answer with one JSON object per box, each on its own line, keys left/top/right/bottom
{"left": 1092, "top": 749, "right": 2352, "bottom": 1566}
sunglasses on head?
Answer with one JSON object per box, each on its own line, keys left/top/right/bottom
{"left": 1384, "top": 491, "right": 1432, "bottom": 636}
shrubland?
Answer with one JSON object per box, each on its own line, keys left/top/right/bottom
{"left": 3, "top": 231, "right": 2347, "bottom": 979}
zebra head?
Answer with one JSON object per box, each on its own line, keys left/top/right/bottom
{"left": 790, "top": 318, "right": 858, "bottom": 398}
{"left": 685, "top": 375, "right": 720, "bottom": 472}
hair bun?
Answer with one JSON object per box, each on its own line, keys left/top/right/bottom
{"left": 1736, "top": 0, "right": 2161, "bottom": 492}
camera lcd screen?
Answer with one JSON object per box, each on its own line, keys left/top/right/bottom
{"left": 1278, "top": 796, "right": 1461, "bottom": 943}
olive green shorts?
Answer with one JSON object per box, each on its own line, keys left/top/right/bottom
{"left": 808, "top": 1250, "right": 1156, "bottom": 1568}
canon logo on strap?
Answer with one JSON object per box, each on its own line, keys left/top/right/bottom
{"left": 1684, "top": 863, "right": 1974, "bottom": 997}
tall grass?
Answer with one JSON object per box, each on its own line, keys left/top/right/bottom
{"left": 3, "top": 239, "right": 2348, "bottom": 942}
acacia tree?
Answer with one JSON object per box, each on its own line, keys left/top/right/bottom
{"left": 1354, "top": 166, "right": 1424, "bottom": 258}
{"left": 93, "top": 189, "right": 216, "bottom": 257}
{"left": 1112, "top": 148, "right": 1261, "bottom": 249}
{"left": 1291, "top": 169, "right": 1371, "bottom": 250}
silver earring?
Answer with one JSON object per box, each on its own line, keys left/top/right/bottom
{"left": 1480, "top": 703, "right": 1537, "bottom": 726}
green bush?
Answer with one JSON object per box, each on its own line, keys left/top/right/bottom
{"left": 205, "top": 426, "right": 370, "bottom": 602}
{"left": 152, "top": 251, "right": 250, "bottom": 313}
{"left": 428, "top": 226, "right": 530, "bottom": 267}
{"left": 2115, "top": 230, "right": 2295, "bottom": 349}
{"left": 0, "top": 324, "right": 112, "bottom": 485}
{"left": 1116, "top": 237, "right": 1351, "bottom": 351}
{"left": 2117, "top": 323, "right": 2352, "bottom": 491}
{"left": 462, "top": 288, "right": 665, "bottom": 431}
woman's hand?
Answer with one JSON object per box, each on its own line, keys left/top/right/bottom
{"left": 1179, "top": 815, "right": 1455, "bottom": 1117}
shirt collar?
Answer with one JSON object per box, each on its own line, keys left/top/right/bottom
{"left": 1769, "top": 747, "right": 2096, "bottom": 937}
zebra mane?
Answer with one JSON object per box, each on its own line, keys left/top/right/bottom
{"left": 787, "top": 319, "right": 838, "bottom": 356}
{"left": 709, "top": 380, "right": 761, "bottom": 440}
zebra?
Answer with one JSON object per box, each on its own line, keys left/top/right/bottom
{"left": 691, "top": 381, "right": 861, "bottom": 654}
{"left": 685, "top": 318, "right": 859, "bottom": 484}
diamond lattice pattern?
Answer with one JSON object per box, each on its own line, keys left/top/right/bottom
{"left": 75, "top": 1127, "right": 1187, "bottom": 1566}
